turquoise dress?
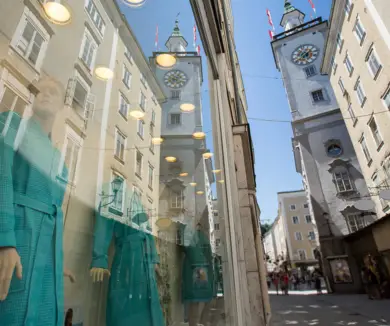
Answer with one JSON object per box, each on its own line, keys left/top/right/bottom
{"left": 182, "top": 230, "right": 214, "bottom": 303}
{"left": 0, "top": 111, "right": 67, "bottom": 326}
{"left": 91, "top": 213, "right": 165, "bottom": 326}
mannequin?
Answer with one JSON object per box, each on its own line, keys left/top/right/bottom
{"left": 0, "top": 76, "right": 74, "bottom": 326}
{"left": 90, "top": 207, "right": 164, "bottom": 326}
{"left": 182, "top": 223, "right": 214, "bottom": 326}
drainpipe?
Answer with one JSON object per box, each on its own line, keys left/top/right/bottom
{"left": 220, "top": 0, "right": 243, "bottom": 124}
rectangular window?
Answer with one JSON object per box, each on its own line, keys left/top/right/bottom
{"left": 308, "top": 231, "right": 316, "bottom": 240}
{"left": 62, "top": 133, "right": 81, "bottom": 184}
{"left": 115, "top": 129, "right": 126, "bottom": 162}
{"left": 137, "top": 119, "right": 144, "bottom": 138}
{"left": 311, "top": 89, "right": 325, "bottom": 103}
{"left": 122, "top": 65, "right": 132, "bottom": 88}
{"left": 140, "top": 72, "right": 147, "bottom": 88}
{"left": 148, "top": 164, "right": 154, "bottom": 189}
{"left": 169, "top": 113, "right": 181, "bottom": 125}
{"left": 295, "top": 232, "right": 302, "bottom": 241}
{"left": 384, "top": 89, "right": 390, "bottom": 109}
{"left": 338, "top": 78, "right": 345, "bottom": 94}
{"left": 139, "top": 92, "right": 146, "bottom": 111}
{"left": 347, "top": 104, "right": 357, "bottom": 125}
{"left": 344, "top": 54, "right": 354, "bottom": 75}
{"left": 384, "top": 159, "right": 390, "bottom": 180}
{"left": 152, "top": 96, "right": 157, "bottom": 105}
{"left": 330, "top": 56, "right": 338, "bottom": 73}
{"left": 360, "top": 135, "right": 372, "bottom": 163}
{"left": 124, "top": 46, "right": 133, "bottom": 63}
{"left": 369, "top": 118, "right": 383, "bottom": 148}
{"left": 151, "top": 110, "right": 156, "bottom": 125}
{"left": 171, "top": 190, "right": 183, "bottom": 209}
{"left": 355, "top": 79, "right": 366, "bottom": 106}
{"left": 334, "top": 170, "right": 353, "bottom": 192}
{"left": 372, "top": 173, "right": 390, "bottom": 209}
{"left": 17, "top": 20, "right": 45, "bottom": 66}
{"left": 80, "top": 30, "right": 97, "bottom": 70}
{"left": 345, "top": 0, "right": 352, "bottom": 16}
{"left": 292, "top": 216, "right": 299, "bottom": 224}
{"left": 367, "top": 50, "right": 382, "bottom": 78}
{"left": 85, "top": 0, "right": 105, "bottom": 35}
{"left": 214, "top": 223, "right": 220, "bottom": 231}
{"left": 119, "top": 94, "right": 129, "bottom": 118}
{"left": 72, "top": 79, "right": 88, "bottom": 116}
{"left": 305, "top": 215, "right": 312, "bottom": 223}
{"left": 354, "top": 18, "right": 366, "bottom": 44}
{"left": 216, "top": 239, "right": 221, "bottom": 247}
{"left": 0, "top": 87, "right": 27, "bottom": 116}
{"left": 290, "top": 204, "right": 296, "bottom": 211}
{"left": 171, "top": 90, "right": 181, "bottom": 100}
{"left": 111, "top": 173, "right": 125, "bottom": 212}
{"left": 135, "top": 150, "right": 143, "bottom": 177}
{"left": 347, "top": 213, "right": 366, "bottom": 233}
{"left": 304, "top": 65, "right": 317, "bottom": 78}
{"left": 303, "top": 203, "right": 309, "bottom": 209}
{"left": 336, "top": 33, "right": 343, "bottom": 50}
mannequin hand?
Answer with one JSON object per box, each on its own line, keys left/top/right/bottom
{"left": 0, "top": 247, "right": 22, "bottom": 301}
{"left": 64, "top": 268, "right": 76, "bottom": 283}
{"left": 90, "top": 267, "right": 110, "bottom": 283}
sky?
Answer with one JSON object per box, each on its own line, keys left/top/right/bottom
{"left": 120, "top": 0, "right": 332, "bottom": 224}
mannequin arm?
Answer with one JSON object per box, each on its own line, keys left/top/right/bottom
{"left": 90, "top": 267, "right": 111, "bottom": 283}
{"left": 64, "top": 268, "right": 76, "bottom": 283}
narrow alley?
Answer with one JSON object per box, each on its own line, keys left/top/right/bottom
{"left": 270, "top": 292, "right": 390, "bottom": 326}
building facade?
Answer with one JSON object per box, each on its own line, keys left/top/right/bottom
{"left": 270, "top": 1, "right": 374, "bottom": 293}
{"left": 321, "top": 0, "right": 390, "bottom": 219}
{"left": 277, "top": 190, "right": 318, "bottom": 271}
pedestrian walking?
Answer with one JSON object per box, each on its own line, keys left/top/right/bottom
{"left": 314, "top": 273, "right": 322, "bottom": 295}
{"left": 267, "top": 274, "right": 272, "bottom": 289}
{"left": 283, "top": 273, "right": 289, "bottom": 295}
{"left": 273, "top": 273, "right": 280, "bottom": 295}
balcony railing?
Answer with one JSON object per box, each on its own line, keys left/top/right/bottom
{"left": 272, "top": 17, "right": 323, "bottom": 41}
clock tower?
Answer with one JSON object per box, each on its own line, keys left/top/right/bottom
{"left": 270, "top": 1, "right": 372, "bottom": 293}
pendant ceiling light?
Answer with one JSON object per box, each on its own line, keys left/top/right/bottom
{"left": 212, "top": 169, "right": 222, "bottom": 174}
{"left": 196, "top": 191, "right": 204, "bottom": 195}
{"left": 156, "top": 217, "right": 172, "bottom": 230}
{"left": 180, "top": 103, "right": 195, "bottom": 113}
{"left": 179, "top": 172, "right": 188, "bottom": 177}
{"left": 121, "top": 0, "right": 147, "bottom": 8}
{"left": 189, "top": 182, "right": 197, "bottom": 187}
{"left": 156, "top": 54, "right": 176, "bottom": 70}
{"left": 192, "top": 131, "right": 206, "bottom": 140}
{"left": 165, "top": 156, "right": 177, "bottom": 163}
{"left": 151, "top": 137, "right": 164, "bottom": 145}
{"left": 95, "top": 66, "right": 114, "bottom": 81}
{"left": 128, "top": 108, "right": 145, "bottom": 120}
{"left": 43, "top": 1, "right": 71, "bottom": 25}
{"left": 218, "top": 180, "right": 225, "bottom": 184}
{"left": 202, "top": 152, "right": 213, "bottom": 159}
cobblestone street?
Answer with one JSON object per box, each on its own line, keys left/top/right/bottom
{"left": 270, "top": 291, "right": 390, "bottom": 326}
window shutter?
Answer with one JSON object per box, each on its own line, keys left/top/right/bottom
{"left": 85, "top": 93, "right": 96, "bottom": 120}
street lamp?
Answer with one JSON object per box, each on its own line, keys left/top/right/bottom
{"left": 98, "top": 177, "right": 123, "bottom": 211}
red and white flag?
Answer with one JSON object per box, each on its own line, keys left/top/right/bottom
{"left": 193, "top": 24, "right": 197, "bottom": 48}
{"left": 268, "top": 30, "right": 274, "bottom": 40}
{"left": 196, "top": 45, "right": 201, "bottom": 56}
{"left": 155, "top": 25, "right": 158, "bottom": 49}
{"left": 308, "top": 0, "right": 317, "bottom": 16}
{"left": 266, "top": 9, "right": 275, "bottom": 31}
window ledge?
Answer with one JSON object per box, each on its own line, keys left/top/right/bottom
{"left": 114, "top": 155, "right": 125, "bottom": 165}
{"left": 353, "top": 119, "right": 359, "bottom": 127}
{"left": 383, "top": 205, "right": 390, "bottom": 213}
{"left": 377, "top": 141, "right": 384, "bottom": 152}
{"left": 119, "top": 111, "right": 128, "bottom": 121}
{"left": 137, "top": 133, "right": 144, "bottom": 140}
{"left": 122, "top": 81, "right": 130, "bottom": 89}
{"left": 360, "top": 97, "right": 367, "bottom": 108}
{"left": 367, "top": 159, "right": 373, "bottom": 167}
{"left": 135, "top": 172, "right": 142, "bottom": 180}
{"left": 9, "top": 46, "right": 41, "bottom": 75}
{"left": 148, "top": 185, "right": 153, "bottom": 192}
{"left": 373, "top": 66, "right": 383, "bottom": 81}
{"left": 149, "top": 148, "right": 155, "bottom": 154}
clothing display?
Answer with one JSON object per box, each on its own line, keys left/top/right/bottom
{"left": 182, "top": 229, "right": 214, "bottom": 303}
{"left": 91, "top": 212, "right": 164, "bottom": 326}
{"left": 0, "top": 111, "right": 67, "bottom": 326}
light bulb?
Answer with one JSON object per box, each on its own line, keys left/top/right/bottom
{"left": 151, "top": 137, "right": 164, "bottom": 145}
{"left": 179, "top": 172, "right": 188, "bottom": 177}
{"left": 165, "top": 156, "right": 177, "bottom": 163}
{"left": 43, "top": 1, "right": 71, "bottom": 25}
{"left": 189, "top": 182, "right": 197, "bottom": 187}
{"left": 196, "top": 191, "right": 204, "bottom": 195}
{"left": 180, "top": 103, "right": 195, "bottom": 113}
{"left": 129, "top": 109, "right": 145, "bottom": 120}
{"left": 212, "top": 169, "right": 222, "bottom": 174}
{"left": 203, "top": 152, "right": 213, "bottom": 159}
{"left": 156, "top": 54, "right": 176, "bottom": 69}
{"left": 95, "top": 66, "right": 114, "bottom": 81}
{"left": 192, "top": 131, "right": 206, "bottom": 140}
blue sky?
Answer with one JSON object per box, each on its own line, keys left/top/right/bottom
{"left": 120, "top": 0, "right": 332, "bottom": 223}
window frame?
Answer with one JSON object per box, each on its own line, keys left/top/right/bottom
{"left": 347, "top": 103, "right": 358, "bottom": 126}
{"left": 135, "top": 149, "right": 143, "bottom": 178}
{"left": 148, "top": 163, "right": 154, "bottom": 189}
{"left": 346, "top": 213, "right": 366, "bottom": 233}
{"left": 311, "top": 89, "right": 326, "bottom": 103}
{"left": 290, "top": 204, "right": 296, "bottom": 211}
{"left": 305, "top": 215, "right": 312, "bottom": 223}
{"left": 336, "top": 33, "right": 344, "bottom": 52}
{"left": 139, "top": 91, "right": 146, "bottom": 111}
{"left": 137, "top": 119, "right": 144, "bottom": 139}
{"left": 85, "top": 0, "right": 106, "bottom": 36}
{"left": 354, "top": 78, "right": 366, "bottom": 107}
{"left": 110, "top": 172, "right": 125, "bottom": 213}
{"left": 353, "top": 16, "right": 366, "bottom": 45}
{"left": 368, "top": 117, "right": 383, "bottom": 150}
{"left": 338, "top": 77, "right": 346, "bottom": 95}
{"left": 366, "top": 48, "right": 382, "bottom": 80}
{"left": 297, "top": 249, "right": 307, "bottom": 261}
{"left": 292, "top": 216, "right": 299, "bottom": 224}
{"left": 344, "top": 0, "right": 353, "bottom": 18}
{"left": 295, "top": 232, "right": 302, "bottom": 241}
{"left": 308, "top": 231, "right": 316, "bottom": 240}
{"left": 59, "top": 125, "right": 83, "bottom": 185}
{"left": 122, "top": 64, "right": 132, "bottom": 89}
{"left": 169, "top": 113, "right": 182, "bottom": 126}
{"left": 11, "top": 7, "right": 50, "bottom": 71}
{"left": 344, "top": 53, "right": 354, "bottom": 76}
{"left": 119, "top": 93, "right": 129, "bottom": 118}
{"left": 359, "top": 134, "right": 372, "bottom": 165}
{"left": 114, "top": 128, "right": 126, "bottom": 163}
{"left": 382, "top": 86, "right": 390, "bottom": 110}
{"left": 333, "top": 168, "right": 354, "bottom": 193}
{"left": 304, "top": 65, "right": 317, "bottom": 78}
{"left": 79, "top": 28, "right": 98, "bottom": 71}
{"left": 171, "top": 190, "right": 183, "bottom": 209}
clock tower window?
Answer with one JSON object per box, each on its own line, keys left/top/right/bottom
{"left": 171, "top": 90, "right": 181, "bottom": 100}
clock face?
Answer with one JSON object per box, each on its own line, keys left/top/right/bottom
{"left": 164, "top": 70, "right": 188, "bottom": 89}
{"left": 292, "top": 44, "right": 319, "bottom": 65}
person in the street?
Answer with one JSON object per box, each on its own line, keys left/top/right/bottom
{"left": 273, "top": 273, "right": 280, "bottom": 295}
{"left": 361, "top": 266, "right": 373, "bottom": 299}
{"left": 282, "top": 272, "right": 289, "bottom": 295}
{"left": 314, "top": 273, "right": 322, "bottom": 295}
{"left": 267, "top": 274, "right": 272, "bottom": 289}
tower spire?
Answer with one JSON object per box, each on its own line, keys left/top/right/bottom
{"left": 165, "top": 17, "right": 188, "bottom": 52}
{"left": 280, "top": 0, "right": 305, "bottom": 31}
{"left": 284, "top": 0, "right": 295, "bottom": 14}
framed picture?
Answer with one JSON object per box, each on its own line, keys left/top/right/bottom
{"left": 328, "top": 257, "right": 353, "bottom": 284}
